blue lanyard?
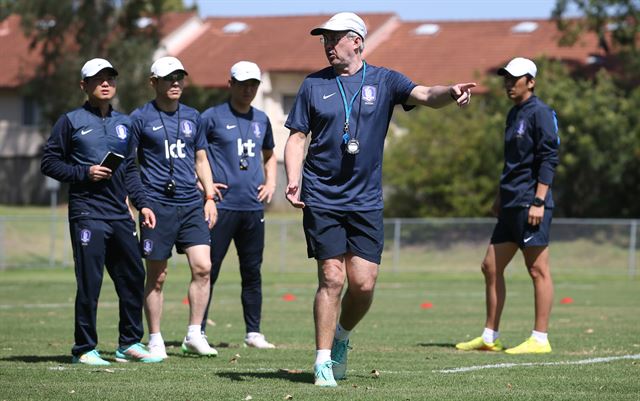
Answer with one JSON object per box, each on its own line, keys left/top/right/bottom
{"left": 335, "top": 61, "right": 367, "bottom": 144}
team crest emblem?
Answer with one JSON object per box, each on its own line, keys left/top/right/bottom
{"left": 115, "top": 125, "right": 128, "bottom": 140}
{"left": 516, "top": 120, "right": 526, "bottom": 136}
{"left": 143, "top": 239, "right": 153, "bottom": 255}
{"left": 182, "top": 121, "right": 193, "bottom": 137}
{"left": 362, "top": 85, "right": 377, "bottom": 104}
{"left": 251, "top": 122, "right": 261, "bottom": 138}
{"left": 80, "top": 229, "right": 91, "bottom": 245}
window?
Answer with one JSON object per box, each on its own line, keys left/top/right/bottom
{"left": 22, "top": 97, "right": 41, "bottom": 126}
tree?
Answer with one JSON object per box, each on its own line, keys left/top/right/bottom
{"left": 383, "top": 57, "right": 640, "bottom": 218}
{"left": 181, "top": 85, "right": 228, "bottom": 113}
{"left": 553, "top": 0, "right": 640, "bottom": 84}
{"left": 383, "top": 90, "right": 506, "bottom": 217}
{"left": 6, "top": 0, "right": 167, "bottom": 133}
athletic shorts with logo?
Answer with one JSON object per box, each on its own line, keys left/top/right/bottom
{"left": 140, "top": 201, "right": 210, "bottom": 260}
{"left": 302, "top": 207, "right": 384, "bottom": 264}
{"left": 491, "top": 207, "right": 553, "bottom": 248}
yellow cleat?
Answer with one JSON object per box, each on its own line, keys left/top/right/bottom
{"left": 455, "top": 336, "right": 504, "bottom": 351}
{"left": 505, "top": 336, "right": 552, "bottom": 354}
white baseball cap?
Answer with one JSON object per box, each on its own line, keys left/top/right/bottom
{"left": 150, "top": 56, "right": 188, "bottom": 78}
{"left": 310, "top": 12, "right": 367, "bottom": 39}
{"left": 498, "top": 57, "right": 537, "bottom": 78}
{"left": 230, "top": 61, "right": 261, "bottom": 82}
{"left": 81, "top": 58, "right": 118, "bottom": 79}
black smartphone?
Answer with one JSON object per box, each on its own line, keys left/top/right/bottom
{"left": 100, "top": 151, "right": 125, "bottom": 171}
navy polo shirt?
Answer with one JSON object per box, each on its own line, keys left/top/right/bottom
{"left": 285, "top": 63, "right": 416, "bottom": 210}
{"left": 41, "top": 102, "right": 148, "bottom": 220}
{"left": 200, "top": 102, "right": 275, "bottom": 211}
{"left": 500, "top": 95, "right": 560, "bottom": 208}
{"left": 130, "top": 101, "right": 207, "bottom": 206}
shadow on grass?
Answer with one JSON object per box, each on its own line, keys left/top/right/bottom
{"left": 1, "top": 355, "right": 69, "bottom": 363}
{"left": 217, "top": 369, "right": 313, "bottom": 384}
{"left": 416, "top": 342, "right": 456, "bottom": 348}
{"left": 165, "top": 340, "right": 237, "bottom": 348}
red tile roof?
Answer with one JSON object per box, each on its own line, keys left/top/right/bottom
{"left": 1, "top": 13, "right": 606, "bottom": 91}
{"left": 365, "top": 19, "right": 604, "bottom": 91}
{"left": 158, "top": 11, "right": 198, "bottom": 37}
{"left": 0, "top": 15, "right": 42, "bottom": 88}
{"left": 0, "top": 11, "right": 197, "bottom": 89}
{"left": 177, "top": 13, "right": 396, "bottom": 87}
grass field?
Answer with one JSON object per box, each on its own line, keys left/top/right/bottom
{"left": 1, "top": 263, "right": 639, "bottom": 400}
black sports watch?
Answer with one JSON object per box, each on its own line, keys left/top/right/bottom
{"left": 532, "top": 197, "right": 545, "bottom": 207}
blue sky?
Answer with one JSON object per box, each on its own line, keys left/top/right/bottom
{"left": 187, "top": 0, "right": 579, "bottom": 21}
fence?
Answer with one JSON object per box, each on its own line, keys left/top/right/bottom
{"left": 0, "top": 215, "right": 637, "bottom": 277}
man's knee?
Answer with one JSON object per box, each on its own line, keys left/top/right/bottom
{"left": 319, "top": 260, "right": 346, "bottom": 293}
{"left": 481, "top": 259, "right": 496, "bottom": 277}
{"left": 527, "top": 262, "right": 550, "bottom": 281}
{"left": 192, "top": 261, "right": 212, "bottom": 282}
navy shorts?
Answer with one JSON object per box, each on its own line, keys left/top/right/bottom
{"left": 140, "top": 201, "right": 210, "bottom": 260}
{"left": 302, "top": 207, "right": 384, "bottom": 264}
{"left": 491, "top": 207, "right": 553, "bottom": 248}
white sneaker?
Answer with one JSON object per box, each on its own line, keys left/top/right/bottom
{"left": 147, "top": 342, "right": 168, "bottom": 359}
{"left": 244, "top": 332, "right": 275, "bottom": 349}
{"left": 181, "top": 334, "right": 218, "bottom": 357}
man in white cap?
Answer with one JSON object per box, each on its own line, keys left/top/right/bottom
{"left": 455, "top": 57, "right": 559, "bottom": 355}
{"left": 129, "top": 56, "right": 219, "bottom": 358}
{"left": 41, "top": 58, "right": 162, "bottom": 365}
{"left": 198, "top": 61, "right": 277, "bottom": 349}
{"left": 284, "top": 12, "right": 476, "bottom": 386}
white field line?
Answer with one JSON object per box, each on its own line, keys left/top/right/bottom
{"left": 0, "top": 355, "right": 635, "bottom": 375}
{"left": 435, "top": 354, "right": 640, "bottom": 374}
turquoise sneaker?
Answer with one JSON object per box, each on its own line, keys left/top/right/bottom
{"left": 72, "top": 349, "right": 110, "bottom": 366}
{"left": 115, "top": 343, "right": 163, "bottom": 363}
{"left": 331, "top": 338, "right": 350, "bottom": 380}
{"left": 314, "top": 360, "right": 337, "bottom": 387}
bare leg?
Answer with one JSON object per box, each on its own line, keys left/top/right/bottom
{"left": 482, "top": 243, "right": 518, "bottom": 331}
{"left": 522, "top": 246, "right": 553, "bottom": 332}
{"left": 144, "top": 259, "right": 169, "bottom": 334}
{"left": 184, "top": 245, "right": 212, "bottom": 325}
{"left": 338, "top": 253, "right": 379, "bottom": 330}
{"left": 314, "top": 256, "right": 346, "bottom": 350}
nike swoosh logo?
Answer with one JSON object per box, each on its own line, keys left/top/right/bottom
{"left": 260, "top": 218, "right": 265, "bottom": 223}
{"left": 524, "top": 236, "right": 534, "bottom": 243}
{"left": 152, "top": 125, "right": 163, "bottom": 131}
{"left": 226, "top": 124, "right": 237, "bottom": 129}
{"left": 80, "top": 129, "right": 93, "bottom": 135}
{"left": 323, "top": 93, "right": 336, "bottom": 100}
{"left": 132, "top": 231, "right": 137, "bottom": 236}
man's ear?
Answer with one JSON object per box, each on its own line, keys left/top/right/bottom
{"left": 527, "top": 77, "right": 536, "bottom": 90}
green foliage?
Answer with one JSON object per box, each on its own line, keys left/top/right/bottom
{"left": 11, "top": 0, "right": 167, "bottom": 129}
{"left": 181, "top": 84, "right": 228, "bottom": 112}
{"left": 384, "top": 99, "right": 503, "bottom": 217}
{"left": 537, "top": 59, "right": 640, "bottom": 217}
{"left": 383, "top": 57, "right": 640, "bottom": 218}
{"left": 553, "top": 0, "right": 640, "bottom": 83}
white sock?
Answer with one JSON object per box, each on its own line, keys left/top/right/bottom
{"left": 482, "top": 327, "right": 499, "bottom": 343}
{"left": 148, "top": 332, "right": 164, "bottom": 346}
{"left": 315, "top": 349, "right": 331, "bottom": 365}
{"left": 334, "top": 323, "right": 351, "bottom": 342}
{"left": 531, "top": 330, "right": 548, "bottom": 344}
{"left": 187, "top": 325, "right": 202, "bottom": 339}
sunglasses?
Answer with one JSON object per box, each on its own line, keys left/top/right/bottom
{"left": 161, "top": 72, "right": 185, "bottom": 82}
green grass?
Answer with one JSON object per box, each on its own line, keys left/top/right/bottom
{"left": 1, "top": 265, "right": 639, "bottom": 401}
